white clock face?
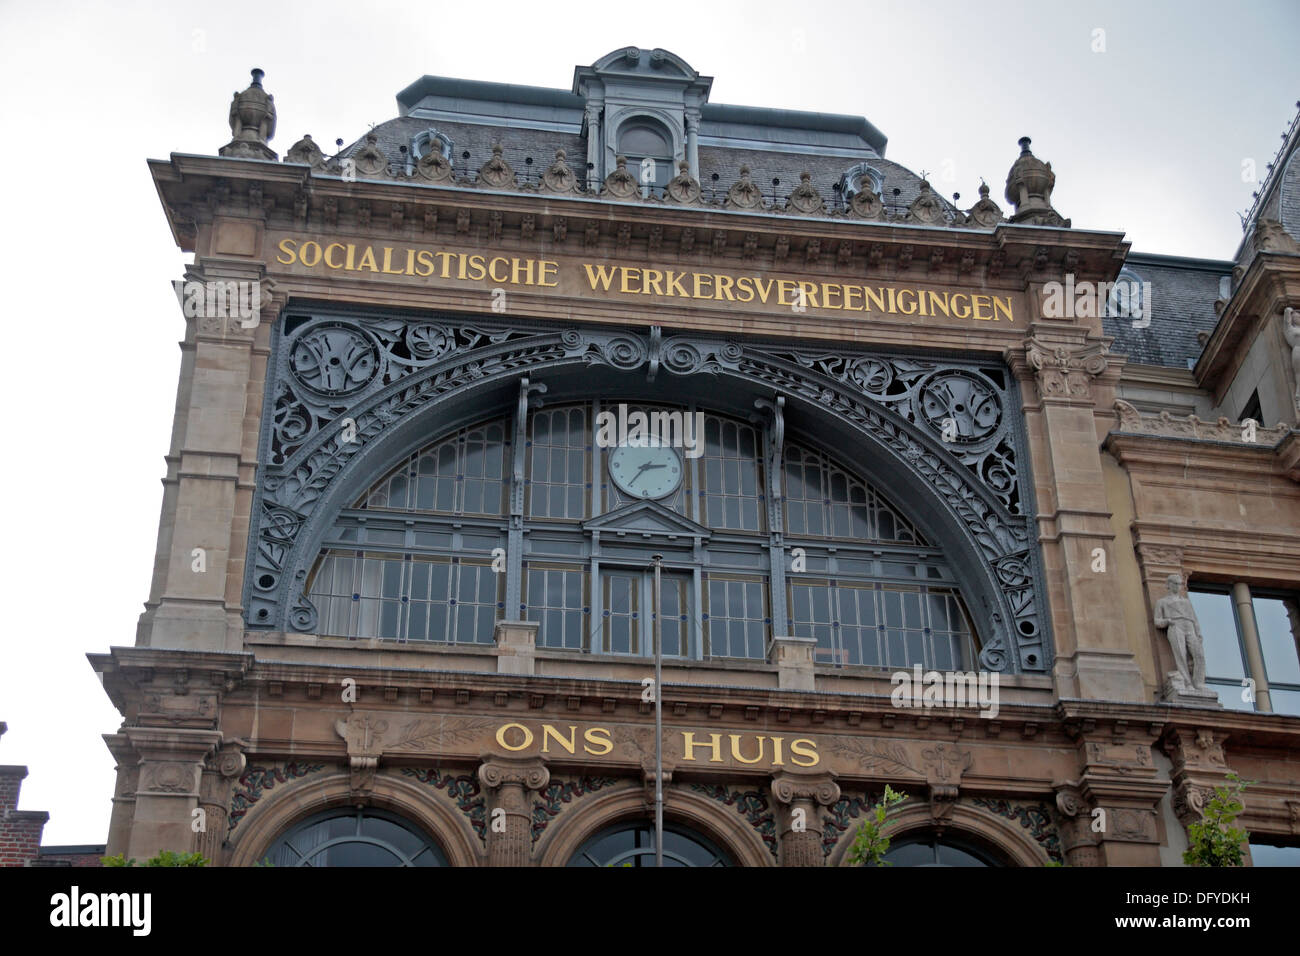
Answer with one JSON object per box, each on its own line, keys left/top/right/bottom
{"left": 608, "top": 441, "right": 683, "bottom": 499}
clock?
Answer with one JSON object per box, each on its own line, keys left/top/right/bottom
{"left": 608, "top": 441, "right": 683, "bottom": 499}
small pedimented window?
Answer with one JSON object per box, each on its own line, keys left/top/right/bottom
{"left": 1105, "top": 267, "right": 1146, "bottom": 321}
{"left": 840, "top": 162, "right": 885, "bottom": 199}
{"left": 617, "top": 118, "right": 673, "bottom": 195}
{"left": 410, "top": 128, "right": 454, "bottom": 161}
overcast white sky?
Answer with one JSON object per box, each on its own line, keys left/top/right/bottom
{"left": 1, "top": 0, "right": 1297, "bottom": 845}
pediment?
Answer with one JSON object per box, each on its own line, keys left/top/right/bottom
{"left": 582, "top": 499, "right": 711, "bottom": 540}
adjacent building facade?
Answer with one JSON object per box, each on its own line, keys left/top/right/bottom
{"left": 91, "top": 51, "right": 1300, "bottom": 866}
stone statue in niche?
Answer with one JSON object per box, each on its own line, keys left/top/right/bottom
{"left": 1283, "top": 307, "right": 1300, "bottom": 414}
{"left": 1153, "top": 574, "right": 1217, "bottom": 703}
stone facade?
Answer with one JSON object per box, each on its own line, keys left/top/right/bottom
{"left": 90, "top": 57, "right": 1300, "bottom": 867}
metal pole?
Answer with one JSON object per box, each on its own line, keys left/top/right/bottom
{"left": 652, "top": 553, "right": 663, "bottom": 868}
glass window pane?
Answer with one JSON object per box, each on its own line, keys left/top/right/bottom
{"left": 1189, "top": 591, "right": 1246, "bottom": 680}
{"left": 1253, "top": 597, "right": 1300, "bottom": 685}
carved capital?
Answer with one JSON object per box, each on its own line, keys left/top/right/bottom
{"left": 1053, "top": 782, "right": 1101, "bottom": 865}
{"left": 1023, "top": 335, "right": 1109, "bottom": 402}
{"left": 478, "top": 755, "right": 550, "bottom": 794}
{"left": 770, "top": 772, "right": 840, "bottom": 808}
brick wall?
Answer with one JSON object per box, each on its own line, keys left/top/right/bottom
{"left": 0, "top": 764, "right": 50, "bottom": 867}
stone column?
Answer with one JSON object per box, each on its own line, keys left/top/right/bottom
{"left": 123, "top": 727, "right": 223, "bottom": 861}
{"left": 197, "top": 742, "right": 246, "bottom": 865}
{"left": 478, "top": 755, "right": 550, "bottom": 867}
{"left": 136, "top": 256, "right": 277, "bottom": 651}
{"left": 584, "top": 105, "right": 603, "bottom": 188}
{"left": 770, "top": 635, "right": 816, "bottom": 690}
{"left": 1053, "top": 785, "right": 1101, "bottom": 867}
{"left": 1009, "top": 329, "right": 1145, "bottom": 701}
{"left": 102, "top": 733, "right": 140, "bottom": 859}
{"left": 1069, "top": 723, "right": 1167, "bottom": 865}
{"left": 685, "top": 109, "right": 701, "bottom": 181}
{"left": 1231, "top": 583, "right": 1273, "bottom": 712}
{"left": 495, "top": 620, "right": 539, "bottom": 675}
{"left": 771, "top": 772, "right": 840, "bottom": 866}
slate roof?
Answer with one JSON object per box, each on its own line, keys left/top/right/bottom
{"left": 1104, "top": 254, "right": 1231, "bottom": 369}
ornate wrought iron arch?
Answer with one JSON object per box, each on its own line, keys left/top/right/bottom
{"left": 245, "top": 309, "right": 1049, "bottom": 673}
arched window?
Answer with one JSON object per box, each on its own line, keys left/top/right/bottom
{"left": 880, "top": 832, "right": 1006, "bottom": 867}
{"left": 303, "top": 401, "right": 980, "bottom": 669}
{"left": 617, "top": 118, "right": 673, "bottom": 197}
{"left": 262, "top": 808, "right": 448, "bottom": 867}
{"left": 567, "top": 821, "right": 732, "bottom": 867}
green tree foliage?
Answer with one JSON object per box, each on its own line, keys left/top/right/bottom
{"left": 102, "top": 850, "right": 208, "bottom": 867}
{"left": 846, "top": 785, "right": 908, "bottom": 866}
{"left": 1183, "top": 773, "right": 1251, "bottom": 867}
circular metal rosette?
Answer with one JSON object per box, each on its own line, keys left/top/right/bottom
{"left": 601, "top": 335, "right": 648, "bottom": 370}
{"left": 403, "top": 324, "right": 454, "bottom": 363}
{"left": 289, "top": 323, "right": 381, "bottom": 398}
{"left": 918, "top": 370, "right": 1001, "bottom": 443}
{"left": 846, "top": 357, "right": 894, "bottom": 396}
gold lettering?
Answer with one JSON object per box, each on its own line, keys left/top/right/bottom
{"left": 821, "top": 282, "right": 842, "bottom": 310}
{"left": 467, "top": 254, "right": 487, "bottom": 281}
{"left": 620, "top": 267, "right": 643, "bottom": 294}
{"left": 734, "top": 276, "right": 755, "bottom": 303}
{"left": 992, "top": 295, "right": 1014, "bottom": 322}
{"left": 863, "top": 286, "right": 887, "bottom": 313}
{"left": 537, "top": 261, "right": 559, "bottom": 287}
{"left": 972, "top": 294, "right": 993, "bottom": 320}
{"left": 299, "top": 241, "right": 322, "bottom": 267}
{"left": 664, "top": 270, "right": 688, "bottom": 297}
{"left": 356, "top": 246, "right": 379, "bottom": 272}
{"left": 729, "top": 734, "right": 767, "bottom": 765}
{"left": 541, "top": 724, "right": 577, "bottom": 755}
{"left": 777, "top": 280, "right": 798, "bottom": 306}
{"left": 435, "top": 251, "right": 455, "bottom": 278}
{"left": 771, "top": 736, "right": 785, "bottom": 766}
{"left": 885, "top": 287, "right": 898, "bottom": 313}
{"left": 843, "top": 285, "right": 863, "bottom": 312}
{"left": 917, "top": 288, "right": 928, "bottom": 316}
{"left": 927, "top": 290, "right": 951, "bottom": 318}
{"left": 455, "top": 253, "right": 467, "bottom": 280}
{"left": 404, "top": 248, "right": 416, "bottom": 276}
{"left": 681, "top": 731, "right": 724, "bottom": 763}
{"left": 583, "top": 727, "right": 613, "bottom": 756}
{"left": 511, "top": 258, "right": 535, "bottom": 286}
{"left": 488, "top": 257, "right": 510, "bottom": 283}
{"left": 643, "top": 268, "right": 665, "bottom": 296}
{"left": 752, "top": 277, "right": 775, "bottom": 304}
{"left": 950, "top": 293, "right": 971, "bottom": 319}
{"left": 380, "top": 247, "right": 405, "bottom": 275}
{"left": 797, "top": 281, "right": 820, "bottom": 309}
{"left": 495, "top": 722, "right": 533, "bottom": 752}
{"left": 897, "top": 289, "right": 917, "bottom": 315}
{"left": 693, "top": 272, "right": 713, "bottom": 298}
{"left": 324, "top": 243, "right": 346, "bottom": 269}
{"left": 790, "top": 738, "right": 819, "bottom": 767}
{"left": 714, "top": 274, "right": 736, "bottom": 301}
{"left": 414, "top": 249, "right": 435, "bottom": 277}
{"left": 583, "top": 263, "right": 618, "bottom": 291}
{"left": 345, "top": 244, "right": 356, "bottom": 270}
{"left": 276, "top": 237, "right": 298, "bottom": 265}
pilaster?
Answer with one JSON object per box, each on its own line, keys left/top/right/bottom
{"left": 478, "top": 755, "right": 550, "bottom": 866}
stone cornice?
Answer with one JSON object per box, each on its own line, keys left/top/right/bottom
{"left": 1195, "top": 251, "right": 1300, "bottom": 403}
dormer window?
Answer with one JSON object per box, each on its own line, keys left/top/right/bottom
{"left": 617, "top": 118, "right": 674, "bottom": 197}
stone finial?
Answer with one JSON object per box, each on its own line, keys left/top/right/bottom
{"left": 664, "top": 159, "right": 702, "bottom": 205}
{"left": 477, "top": 143, "right": 517, "bottom": 189}
{"left": 963, "top": 180, "right": 1004, "bottom": 229}
{"left": 1003, "top": 137, "right": 1069, "bottom": 227}
{"left": 905, "top": 179, "right": 946, "bottom": 225}
{"left": 351, "top": 132, "right": 391, "bottom": 179}
{"left": 845, "top": 175, "right": 886, "bottom": 221}
{"left": 785, "top": 171, "right": 825, "bottom": 215}
{"left": 603, "top": 154, "right": 640, "bottom": 200}
{"left": 220, "top": 68, "right": 277, "bottom": 160}
{"left": 285, "top": 134, "right": 326, "bottom": 169}
{"left": 540, "top": 148, "right": 579, "bottom": 194}
{"left": 725, "top": 165, "right": 765, "bottom": 210}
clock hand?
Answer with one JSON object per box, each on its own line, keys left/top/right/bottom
{"left": 627, "top": 461, "right": 652, "bottom": 487}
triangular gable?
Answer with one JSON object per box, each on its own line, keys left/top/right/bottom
{"left": 582, "top": 498, "right": 711, "bottom": 539}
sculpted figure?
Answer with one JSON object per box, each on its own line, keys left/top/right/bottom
{"left": 1284, "top": 307, "right": 1300, "bottom": 413}
{"left": 1153, "top": 574, "right": 1208, "bottom": 693}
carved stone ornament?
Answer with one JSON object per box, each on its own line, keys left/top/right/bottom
{"left": 770, "top": 773, "right": 841, "bottom": 808}
{"left": 1004, "top": 137, "right": 1069, "bottom": 227}
{"left": 220, "top": 68, "right": 277, "bottom": 160}
{"left": 906, "top": 180, "right": 947, "bottom": 226}
{"left": 477, "top": 143, "right": 517, "bottom": 190}
{"left": 1024, "top": 336, "right": 1108, "bottom": 401}
{"left": 602, "top": 155, "right": 640, "bottom": 200}
{"left": 414, "top": 146, "right": 454, "bottom": 185}
{"left": 1283, "top": 307, "right": 1300, "bottom": 414}
{"left": 1253, "top": 218, "right": 1300, "bottom": 256}
{"left": 1154, "top": 573, "right": 1219, "bottom": 703}
{"left": 284, "top": 134, "right": 326, "bottom": 169}
{"left": 846, "top": 181, "right": 886, "bottom": 221}
{"left": 725, "top": 165, "right": 765, "bottom": 210}
{"left": 1113, "top": 399, "right": 1287, "bottom": 441}
{"left": 664, "top": 160, "right": 702, "bottom": 205}
{"left": 785, "top": 171, "right": 825, "bottom": 216}
{"left": 963, "top": 182, "right": 1003, "bottom": 229}
{"left": 539, "top": 149, "right": 580, "bottom": 194}
{"left": 351, "top": 133, "right": 390, "bottom": 178}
